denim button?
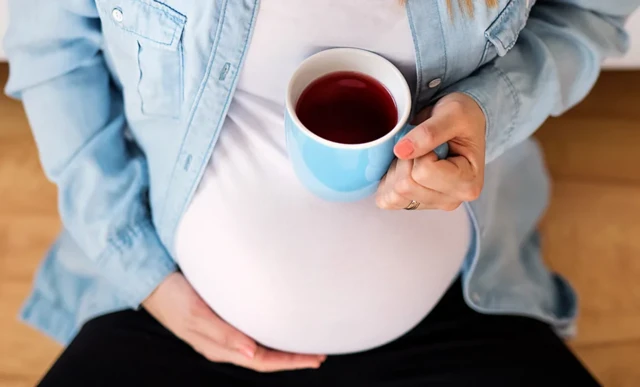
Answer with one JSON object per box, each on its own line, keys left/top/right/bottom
{"left": 112, "top": 8, "right": 124, "bottom": 23}
{"left": 428, "top": 78, "right": 442, "bottom": 88}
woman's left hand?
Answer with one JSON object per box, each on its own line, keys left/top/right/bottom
{"left": 376, "top": 92, "right": 486, "bottom": 211}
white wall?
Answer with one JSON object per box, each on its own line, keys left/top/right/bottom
{"left": 0, "top": 0, "right": 6, "bottom": 60}
{"left": 0, "top": 0, "right": 638, "bottom": 68}
{"left": 605, "top": 10, "right": 640, "bottom": 69}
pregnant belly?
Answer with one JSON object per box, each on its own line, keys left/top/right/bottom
{"left": 175, "top": 188, "right": 471, "bottom": 355}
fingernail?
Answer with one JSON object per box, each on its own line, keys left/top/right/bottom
{"left": 319, "top": 355, "right": 327, "bottom": 362}
{"left": 239, "top": 345, "right": 255, "bottom": 359}
{"left": 395, "top": 139, "right": 414, "bottom": 158}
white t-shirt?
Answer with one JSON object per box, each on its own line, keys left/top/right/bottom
{"left": 175, "top": 0, "right": 471, "bottom": 355}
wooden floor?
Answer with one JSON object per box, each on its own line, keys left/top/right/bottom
{"left": 1, "top": 63, "right": 640, "bottom": 386}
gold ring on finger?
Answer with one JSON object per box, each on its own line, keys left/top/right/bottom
{"left": 404, "top": 200, "right": 420, "bottom": 211}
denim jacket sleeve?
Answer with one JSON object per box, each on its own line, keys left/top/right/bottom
{"left": 441, "top": 0, "right": 638, "bottom": 164}
{"left": 3, "top": 0, "right": 177, "bottom": 307}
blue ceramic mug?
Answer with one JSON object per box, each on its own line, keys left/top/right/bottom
{"left": 285, "top": 48, "right": 448, "bottom": 202}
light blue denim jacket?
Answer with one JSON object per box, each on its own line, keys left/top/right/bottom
{"left": 4, "top": 0, "right": 637, "bottom": 345}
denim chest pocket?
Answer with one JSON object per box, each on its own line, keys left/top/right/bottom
{"left": 97, "top": 0, "right": 186, "bottom": 118}
{"left": 478, "top": 0, "right": 535, "bottom": 68}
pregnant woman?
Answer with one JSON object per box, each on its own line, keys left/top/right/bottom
{"left": 5, "top": 0, "right": 637, "bottom": 385}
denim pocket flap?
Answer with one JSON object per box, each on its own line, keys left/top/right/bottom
{"left": 485, "top": 0, "right": 534, "bottom": 56}
{"left": 98, "top": 0, "right": 186, "bottom": 50}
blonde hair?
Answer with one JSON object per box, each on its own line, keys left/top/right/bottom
{"left": 451, "top": 0, "right": 498, "bottom": 16}
{"left": 401, "top": 0, "right": 498, "bottom": 17}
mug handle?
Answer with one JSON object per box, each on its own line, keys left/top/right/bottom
{"left": 397, "top": 124, "right": 449, "bottom": 160}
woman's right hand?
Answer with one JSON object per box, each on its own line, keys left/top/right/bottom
{"left": 142, "top": 272, "right": 326, "bottom": 372}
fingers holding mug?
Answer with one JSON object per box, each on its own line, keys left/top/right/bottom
{"left": 376, "top": 158, "right": 463, "bottom": 212}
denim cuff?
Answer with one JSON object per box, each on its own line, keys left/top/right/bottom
{"left": 96, "top": 219, "right": 177, "bottom": 308}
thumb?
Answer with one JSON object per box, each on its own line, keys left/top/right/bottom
{"left": 394, "top": 112, "right": 453, "bottom": 160}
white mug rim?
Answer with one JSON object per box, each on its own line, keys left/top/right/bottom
{"left": 285, "top": 47, "right": 413, "bottom": 150}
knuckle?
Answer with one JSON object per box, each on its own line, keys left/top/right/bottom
{"left": 389, "top": 191, "right": 405, "bottom": 207}
{"left": 418, "top": 124, "right": 435, "bottom": 145}
{"left": 207, "top": 355, "right": 222, "bottom": 363}
{"left": 441, "top": 202, "right": 462, "bottom": 212}
{"left": 202, "top": 350, "right": 222, "bottom": 363}
{"left": 184, "top": 313, "right": 200, "bottom": 333}
{"left": 411, "top": 165, "right": 430, "bottom": 185}
{"left": 395, "top": 177, "right": 414, "bottom": 196}
{"left": 218, "top": 331, "right": 237, "bottom": 349}
{"left": 252, "top": 363, "right": 271, "bottom": 373}
{"left": 461, "top": 185, "right": 482, "bottom": 201}
{"left": 187, "top": 297, "right": 206, "bottom": 319}
{"left": 445, "top": 98, "right": 465, "bottom": 115}
{"left": 187, "top": 298, "right": 200, "bottom": 316}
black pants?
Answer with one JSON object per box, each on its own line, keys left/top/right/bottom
{"left": 39, "top": 278, "right": 600, "bottom": 387}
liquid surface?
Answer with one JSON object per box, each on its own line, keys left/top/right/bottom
{"left": 295, "top": 71, "right": 398, "bottom": 144}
